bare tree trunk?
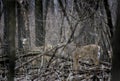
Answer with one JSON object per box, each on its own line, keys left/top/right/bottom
{"left": 35, "top": 0, "right": 45, "bottom": 46}
{"left": 17, "top": 2, "right": 25, "bottom": 50}
{"left": 111, "top": 0, "right": 120, "bottom": 81}
{"left": 28, "top": 0, "right": 36, "bottom": 50}
{"left": 3, "top": 0, "right": 16, "bottom": 81}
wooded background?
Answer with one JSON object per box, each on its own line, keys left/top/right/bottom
{"left": 0, "top": 0, "right": 119, "bottom": 81}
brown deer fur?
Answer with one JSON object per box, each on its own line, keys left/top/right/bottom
{"left": 72, "top": 44, "right": 101, "bottom": 72}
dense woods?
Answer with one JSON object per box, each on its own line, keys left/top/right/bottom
{"left": 0, "top": 0, "right": 119, "bottom": 81}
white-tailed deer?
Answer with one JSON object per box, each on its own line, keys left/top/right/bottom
{"left": 72, "top": 44, "right": 101, "bottom": 71}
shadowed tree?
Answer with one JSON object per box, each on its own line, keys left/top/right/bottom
{"left": 3, "top": 0, "right": 16, "bottom": 81}
{"left": 17, "top": 1, "right": 26, "bottom": 50}
{"left": 111, "top": 0, "right": 120, "bottom": 81}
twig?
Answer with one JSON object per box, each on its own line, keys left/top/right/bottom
{"left": 15, "top": 44, "right": 67, "bottom": 70}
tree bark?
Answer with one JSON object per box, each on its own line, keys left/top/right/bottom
{"left": 35, "top": 0, "right": 45, "bottom": 46}
{"left": 4, "top": 0, "right": 16, "bottom": 81}
{"left": 103, "top": 0, "right": 113, "bottom": 38}
{"left": 111, "top": 0, "right": 120, "bottom": 81}
{"left": 17, "top": 3, "right": 25, "bottom": 50}
{"left": 28, "top": 0, "right": 36, "bottom": 50}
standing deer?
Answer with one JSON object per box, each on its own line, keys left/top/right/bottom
{"left": 72, "top": 44, "right": 101, "bottom": 72}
